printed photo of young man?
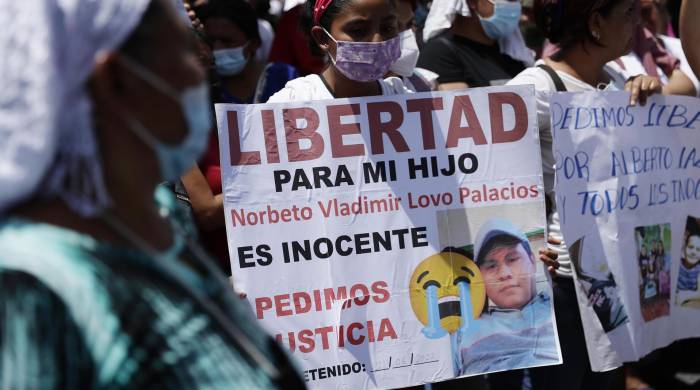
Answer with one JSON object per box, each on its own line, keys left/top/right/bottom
{"left": 454, "top": 218, "right": 559, "bottom": 376}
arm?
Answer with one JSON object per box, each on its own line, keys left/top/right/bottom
{"left": 181, "top": 165, "right": 225, "bottom": 231}
{"left": 438, "top": 82, "right": 470, "bottom": 91}
{"left": 681, "top": 0, "right": 700, "bottom": 79}
{"left": 662, "top": 69, "right": 696, "bottom": 96}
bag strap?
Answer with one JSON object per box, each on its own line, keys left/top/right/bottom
{"left": 537, "top": 64, "right": 567, "bottom": 92}
{"left": 407, "top": 74, "right": 432, "bottom": 92}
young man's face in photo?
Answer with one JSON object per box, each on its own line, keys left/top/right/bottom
{"left": 480, "top": 241, "right": 536, "bottom": 310}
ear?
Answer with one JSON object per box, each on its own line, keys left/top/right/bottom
{"left": 245, "top": 38, "right": 261, "bottom": 59}
{"left": 311, "top": 25, "right": 333, "bottom": 53}
{"left": 90, "top": 52, "right": 131, "bottom": 116}
{"left": 588, "top": 11, "right": 604, "bottom": 41}
{"left": 91, "top": 52, "right": 151, "bottom": 121}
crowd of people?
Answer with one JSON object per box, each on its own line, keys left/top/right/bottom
{"left": 1, "top": 0, "right": 700, "bottom": 389}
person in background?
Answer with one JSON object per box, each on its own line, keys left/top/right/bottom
{"left": 267, "top": 0, "right": 412, "bottom": 102}
{"left": 681, "top": 0, "right": 700, "bottom": 77}
{"left": 606, "top": 0, "right": 697, "bottom": 97}
{"left": 0, "top": 0, "right": 304, "bottom": 387}
{"left": 520, "top": 0, "right": 546, "bottom": 58}
{"left": 643, "top": 0, "right": 699, "bottom": 95}
{"left": 507, "top": 0, "right": 662, "bottom": 389}
{"left": 198, "top": 0, "right": 298, "bottom": 105}
{"left": 385, "top": 0, "right": 439, "bottom": 92}
{"left": 417, "top": 0, "right": 534, "bottom": 90}
{"left": 269, "top": 4, "right": 326, "bottom": 75}
{"left": 180, "top": 0, "right": 298, "bottom": 273}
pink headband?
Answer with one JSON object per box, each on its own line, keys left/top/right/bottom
{"left": 313, "top": 0, "right": 334, "bottom": 25}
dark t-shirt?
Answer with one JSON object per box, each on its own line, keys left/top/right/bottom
{"left": 417, "top": 32, "right": 526, "bottom": 87}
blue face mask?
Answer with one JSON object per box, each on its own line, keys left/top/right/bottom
{"left": 214, "top": 44, "right": 249, "bottom": 76}
{"left": 119, "top": 56, "right": 212, "bottom": 182}
{"left": 479, "top": 0, "right": 522, "bottom": 40}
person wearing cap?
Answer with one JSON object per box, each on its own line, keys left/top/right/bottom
{"left": 0, "top": 0, "right": 303, "bottom": 387}
{"left": 453, "top": 218, "right": 558, "bottom": 376}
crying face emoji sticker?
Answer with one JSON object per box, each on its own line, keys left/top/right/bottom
{"left": 409, "top": 251, "right": 486, "bottom": 339}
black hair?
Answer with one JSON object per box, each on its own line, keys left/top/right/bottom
{"left": 120, "top": 0, "right": 169, "bottom": 63}
{"left": 685, "top": 217, "right": 700, "bottom": 245}
{"left": 400, "top": 0, "right": 417, "bottom": 11}
{"left": 476, "top": 234, "right": 533, "bottom": 266}
{"left": 300, "top": 0, "right": 354, "bottom": 54}
{"left": 533, "top": 0, "right": 627, "bottom": 52}
{"left": 301, "top": 0, "right": 355, "bottom": 32}
{"left": 195, "top": 0, "right": 261, "bottom": 42}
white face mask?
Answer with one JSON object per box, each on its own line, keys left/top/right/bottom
{"left": 389, "top": 29, "right": 420, "bottom": 77}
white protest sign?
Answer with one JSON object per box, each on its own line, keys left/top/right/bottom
{"left": 552, "top": 92, "right": 700, "bottom": 371}
{"left": 217, "top": 86, "right": 561, "bottom": 389}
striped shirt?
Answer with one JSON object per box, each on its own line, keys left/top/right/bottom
{"left": 0, "top": 218, "right": 304, "bottom": 389}
{"left": 678, "top": 260, "right": 700, "bottom": 291}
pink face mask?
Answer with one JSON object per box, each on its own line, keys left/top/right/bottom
{"left": 324, "top": 29, "right": 401, "bottom": 82}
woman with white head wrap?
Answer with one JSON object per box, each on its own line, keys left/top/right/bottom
{"left": 0, "top": 0, "right": 303, "bottom": 387}
{"left": 417, "top": 0, "right": 535, "bottom": 90}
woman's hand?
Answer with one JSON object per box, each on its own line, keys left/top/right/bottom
{"left": 625, "top": 75, "right": 662, "bottom": 106}
{"left": 539, "top": 235, "right": 561, "bottom": 275}
{"left": 181, "top": 165, "right": 226, "bottom": 231}
{"left": 183, "top": 1, "right": 205, "bottom": 33}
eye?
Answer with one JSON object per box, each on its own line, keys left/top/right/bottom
{"left": 344, "top": 25, "right": 368, "bottom": 39}
{"left": 382, "top": 24, "right": 397, "bottom": 35}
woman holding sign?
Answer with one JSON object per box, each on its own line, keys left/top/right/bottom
{"left": 267, "top": 0, "right": 413, "bottom": 102}
{"left": 507, "top": 0, "right": 662, "bottom": 389}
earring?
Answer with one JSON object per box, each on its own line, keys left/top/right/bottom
{"left": 592, "top": 30, "right": 601, "bottom": 40}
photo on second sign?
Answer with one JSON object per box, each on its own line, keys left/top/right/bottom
{"left": 568, "top": 234, "right": 628, "bottom": 333}
{"left": 676, "top": 216, "right": 700, "bottom": 309}
{"left": 634, "top": 223, "right": 672, "bottom": 322}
